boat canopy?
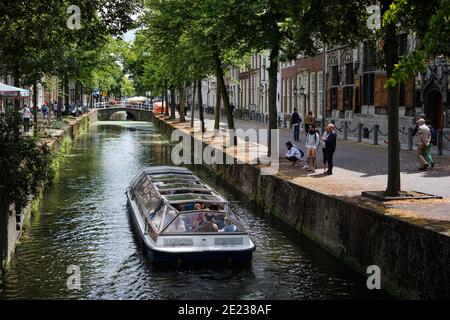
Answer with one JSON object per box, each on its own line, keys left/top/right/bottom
{"left": 130, "top": 167, "right": 244, "bottom": 234}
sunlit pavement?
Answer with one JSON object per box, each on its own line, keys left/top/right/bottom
{"left": 178, "top": 113, "right": 450, "bottom": 233}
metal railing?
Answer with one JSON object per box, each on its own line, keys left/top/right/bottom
{"left": 93, "top": 101, "right": 152, "bottom": 111}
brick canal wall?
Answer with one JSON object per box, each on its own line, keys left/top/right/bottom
{"left": 153, "top": 115, "right": 450, "bottom": 299}
{"left": 0, "top": 110, "right": 98, "bottom": 278}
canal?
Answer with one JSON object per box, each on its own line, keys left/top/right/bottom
{"left": 0, "top": 121, "right": 391, "bottom": 299}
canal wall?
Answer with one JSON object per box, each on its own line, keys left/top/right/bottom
{"left": 152, "top": 115, "right": 450, "bottom": 300}
{"left": 0, "top": 110, "right": 98, "bottom": 281}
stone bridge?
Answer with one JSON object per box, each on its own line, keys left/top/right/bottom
{"left": 95, "top": 105, "right": 153, "bottom": 122}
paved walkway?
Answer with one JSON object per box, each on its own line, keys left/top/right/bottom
{"left": 164, "top": 113, "right": 450, "bottom": 235}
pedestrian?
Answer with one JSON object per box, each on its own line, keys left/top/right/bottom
{"left": 230, "top": 103, "right": 235, "bottom": 115}
{"left": 291, "top": 108, "right": 302, "bottom": 142}
{"left": 304, "top": 111, "right": 315, "bottom": 136}
{"left": 412, "top": 113, "right": 426, "bottom": 137}
{"left": 425, "top": 119, "right": 436, "bottom": 169}
{"left": 324, "top": 124, "right": 337, "bottom": 175}
{"left": 52, "top": 101, "right": 58, "bottom": 117}
{"left": 42, "top": 104, "right": 48, "bottom": 119}
{"left": 306, "top": 124, "right": 320, "bottom": 172}
{"left": 285, "top": 141, "right": 303, "bottom": 166}
{"left": 320, "top": 126, "right": 330, "bottom": 174}
{"left": 22, "top": 104, "right": 31, "bottom": 133}
{"left": 416, "top": 118, "right": 431, "bottom": 171}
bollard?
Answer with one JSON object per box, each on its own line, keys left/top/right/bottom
{"left": 358, "top": 123, "right": 363, "bottom": 142}
{"left": 343, "top": 121, "right": 348, "bottom": 141}
{"left": 407, "top": 127, "right": 413, "bottom": 150}
{"left": 373, "top": 125, "right": 379, "bottom": 145}
{"left": 437, "top": 129, "right": 443, "bottom": 155}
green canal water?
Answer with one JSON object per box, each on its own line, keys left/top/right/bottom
{"left": 0, "top": 121, "right": 391, "bottom": 299}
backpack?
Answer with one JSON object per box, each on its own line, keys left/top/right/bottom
{"left": 429, "top": 125, "right": 437, "bottom": 146}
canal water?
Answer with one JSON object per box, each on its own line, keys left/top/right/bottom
{"left": 0, "top": 121, "right": 391, "bottom": 299}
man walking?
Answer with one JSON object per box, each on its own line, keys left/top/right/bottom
{"left": 416, "top": 118, "right": 431, "bottom": 170}
{"left": 22, "top": 104, "right": 31, "bottom": 133}
{"left": 291, "top": 108, "right": 302, "bottom": 142}
{"left": 324, "top": 124, "right": 337, "bottom": 175}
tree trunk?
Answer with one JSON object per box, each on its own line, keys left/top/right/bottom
{"left": 13, "top": 64, "right": 20, "bottom": 111}
{"left": 382, "top": 1, "right": 401, "bottom": 196}
{"left": 197, "top": 79, "right": 205, "bottom": 133}
{"left": 179, "top": 84, "right": 186, "bottom": 122}
{"left": 0, "top": 191, "right": 9, "bottom": 277}
{"left": 191, "top": 81, "right": 196, "bottom": 128}
{"left": 212, "top": 44, "right": 235, "bottom": 132}
{"left": 161, "top": 91, "right": 166, "bottom": 115}
{"left": 214, "top": 83, "right": 221, "bottom": 130}
{"left": 165, "top": 88, "right": 169, "bottom": 117}
{"left": 268, "top": 45, "right": 280, "bottom": 156}
{"left": 33, "top": 82, "right": 38, "bottom": 134}
{"left": 170, "top": 88, "right": 176, "bottom": 119}
{"left": 64, "top": 77, "right": 69, "bottom": 115}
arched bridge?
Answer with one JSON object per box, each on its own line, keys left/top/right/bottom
{"left": 93, "top": 102, "right": 153, "bottom": 122}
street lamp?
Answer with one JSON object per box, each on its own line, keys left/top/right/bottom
{"left": 299, "top": 86, "right": 306, "bottom": 116}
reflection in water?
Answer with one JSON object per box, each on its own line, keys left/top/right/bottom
{"left": 0, "top": 121, "right": 391, "bottom": 300}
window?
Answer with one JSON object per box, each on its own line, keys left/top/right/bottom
{"left": 399, "top": 34, "right": 408, "bottom": 57}
{"left": 345, "top": 63, "right": 354, "bottom": 85}
{"left": 332, "top": 65, "right": 339, "bottom": 86}
{"left": 310, "top": 73, "right": 316, "bottom": 113}
{"left": 362, "top": 73, "right": 375, "bottom": 105}
{"left": 344, "top": 87, "right": 353, "bottom": 110}
{"left": 331, "top": 87, "right": 338, "bottom": 110}
{"left": 363, "top": 43, "right": 377, "bottom": 72}
{"left": 318, "top": 72, "right": 323, "bottom": 118}
{"left": 399, "top": 83, "right": 406, "bottom": 106}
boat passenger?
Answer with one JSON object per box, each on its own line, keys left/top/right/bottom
{"left": 196, "top": 213, "right": 219, "bottom": 233}
{"left": 219, "top": 217, "right": 238, "bottom": 233}
{"left": 184, "top": 202, "right": 196, "bottom": 211}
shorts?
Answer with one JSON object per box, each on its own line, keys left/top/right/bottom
{"left": 307, "top": 148, "right": 317, "bottom": 158}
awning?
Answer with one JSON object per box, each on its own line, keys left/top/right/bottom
{"left": 0, "top": 82, "right": 30, "bottom": 97}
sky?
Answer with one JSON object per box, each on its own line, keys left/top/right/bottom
{"left": 123, "top": 29, "right": 136, "bottom": 43}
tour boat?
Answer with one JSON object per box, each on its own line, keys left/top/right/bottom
{"left": 126, "top": 166, "right": 255, "bottom": 264}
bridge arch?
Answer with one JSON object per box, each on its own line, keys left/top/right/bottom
{"left": 96, "top": 107, "right": 153, "bottom": 122}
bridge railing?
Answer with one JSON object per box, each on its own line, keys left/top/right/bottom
{"left": 93, "top": 101, "right": 152, "bottom": 111}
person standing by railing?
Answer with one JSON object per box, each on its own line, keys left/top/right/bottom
{"left": 416, "top": 118, "right": 431, "bottom": 171}
{"left": 324, "top": 124, "right": 337, "bottom": 176}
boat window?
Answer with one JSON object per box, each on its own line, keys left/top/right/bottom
{"left": 160, "top": 208, "right": 179, "bottom": 232}
{"left": 156, "top": 183, "right": 208, "bottom": 190}
{"left": 161, "top": 211, "right": 242, "bottom": 234}
{"left": 165, "top": 193, "right": 221, "bottom": 202}
{"left": 150, "top": 205, "right": 166, "bottom": 231}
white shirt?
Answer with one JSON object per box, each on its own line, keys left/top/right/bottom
{"left": 306, "top": 131, "right": 320, "bottom": 149}
{"left": 418, "top": 124, "right": 431, "bottom": 146}
{"left": 286, "top": 145, "right": 302, "bottom": 160}
{"left": 22, "top": 107, "right": 31, "bottom": 119}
